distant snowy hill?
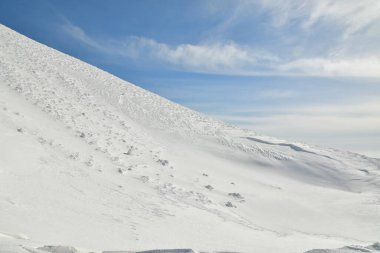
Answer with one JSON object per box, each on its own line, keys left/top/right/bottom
{"left": 0, "top": 24, "right": 379, "bottom": 253}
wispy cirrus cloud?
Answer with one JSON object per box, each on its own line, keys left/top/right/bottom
{"left": 301, "top": 0, "right": 380, "bottom": 38}
{"left": 279, "top": 57, "right": 380, "bottom": 77}
{"left": 252, "top": 0, "right": 380, "bottom": 38}
{"left": 119, "top": 37, "right": 278, "bottom": 72}
{"left": 61, "top": 0, "right": 380, "bottom": 78}
{"left": 62, "top": 22, "right": 278, "bottom": 73}
{"left": 206, "top": 0, "right": 380, "bottom": 46}
{"left": 62, "top": 22, "right": 101, "bottom": 49}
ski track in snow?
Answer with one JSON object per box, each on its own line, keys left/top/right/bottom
{"left": 0, "top": 24, "right": 380, "bottom": 253}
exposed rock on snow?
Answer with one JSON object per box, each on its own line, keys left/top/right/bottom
{"left": 224, "top": 201, "right": 236, "bottom": 208}
{"left": 227, "top": 193, "right": 244, "bottom": 200}
{"left": 204, "top": 185, "right": 214, "bottom": 191}
{"left": 157, "top": 159, "right": 169, "bottom": 166}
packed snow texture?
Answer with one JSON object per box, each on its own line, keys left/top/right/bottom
{"left": 0, "top": 24, "right": 380, "bottom": 253}
{"left": 305, "top": 242, "right": 380, "bottom": 253}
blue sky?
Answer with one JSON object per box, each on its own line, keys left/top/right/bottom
{"left": 1, "top": 0, "right": 380, "bottom": 157}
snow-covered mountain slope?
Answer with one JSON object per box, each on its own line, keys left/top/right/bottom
{"left": 0, "top": 24, "right": 379, "bottom": 253}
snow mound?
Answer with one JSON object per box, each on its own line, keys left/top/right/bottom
{"left": 37, "top": 246, "right": 78, "bottom": 253}
{"left": 305, "top": 243, "right": 380, "bottom": 253}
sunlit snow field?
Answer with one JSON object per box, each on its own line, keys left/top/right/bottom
{"left": 0, "top": 25, "right": 380, "bottom": 253}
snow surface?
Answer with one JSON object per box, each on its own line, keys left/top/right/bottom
{"left": 305, "top": 242, "right": 380, "bottom": 253}
{"left": 0, "top": 24, "right": 379, "bottom": 253}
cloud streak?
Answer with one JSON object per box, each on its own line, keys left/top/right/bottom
{"left": 62, "top": 23, "right": 277, "bottom": 73}
{"left": 62, "top": 22, "right": 101, "bottom": 49}
{"left": 120, "top": 37, "right": 278, "bottom": 71}
{"left": 61, "top": 0, "right": 380, "bottom": 78}
{"left": 279, "top": 57, "right": 380, "bottom": 77}
{"left": 256, "top": 0, "right": 380, "bottom": 38}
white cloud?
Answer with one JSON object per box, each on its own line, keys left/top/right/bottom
{"left": 61, "top": 14, "right": 380, "bottom": 77}
{"left": 214, "top": 1, "right": 380, "bottom": 58}
{"left": 61, "top": 22, "right": 101, "bottom": 49}
{"left": 221, "top": 100, "right": 380, "bottom": 118}
{"left": 126, "top": 38, "right": 252, "bottom": 68}
{"left": 278, "top": 57, "right": 380, "bottom": 77}
{"left": 123, "top": 38, "right": 279, "bottom": 72}
{"left": 256, "top": 0, "right": 380, "bottom": 38}
{"left": 61, "top": 23, "right": 278, "bottom": 73}
{"left": 303, "top": 0, "right": 380, "bottom": 37}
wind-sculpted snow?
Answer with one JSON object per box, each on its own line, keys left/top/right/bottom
{"left": 305, "top": 243, "right": 380, "bottom": 253}
{"left": 0, "top": 24, "right": 380, "bottom": 253}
